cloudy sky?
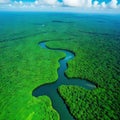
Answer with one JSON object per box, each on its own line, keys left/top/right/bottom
{"left": 0, "top": 0, "right": 120, "bottom": 13}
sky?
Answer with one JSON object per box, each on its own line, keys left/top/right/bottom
{"left": 0, "top": 0, "right": 120, "bottom": 13}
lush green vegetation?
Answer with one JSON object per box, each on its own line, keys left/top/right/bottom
{"left": 58, "top": 85, "right": 118, "bottom": 120}
{"left": 0, "top": 35, "right": 65, "bottom": 120}
{"left": 0, "top": 13, "right": 120, "bottom": 120}
{"left": 48, "top": 30, "right": 120, "bottom": 119}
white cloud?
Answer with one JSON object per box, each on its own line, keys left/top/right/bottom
{"left": 0, "top": 0, "right": 10, "bottom": 3}
{"left": 109, "top": 0, "right": 118, "bottom": 8}
{"left": 86, "top": 0, "right": 92, "bottom": 7}
{"left": 62, "top": 0, "right": 120, "bottom": 9}
{"left": 92, "top": 0, "right": 119, "bottom": 10}
{"left": 14, "top": 1, "right": 23, "bottom": 6}
{"left": 34, "top": 0, "right": 60, "bottom": 6}
{"left": 63, "top": 0, "right": 83, "bottom": 7}
{"left": 101, "top": 2, "right": 107, "bottom": 8}
{"left": 7, "top": 0, "right": 60, "bottom": 9}
{"left": 63, "top": 0, "right": 92, "bottom": 7}
{"left": 93, "top": 0, "right": 100, "bottom": 8}
{"left": 0, "top": 0, "right": 120, "bottom": 12}
{"left": 19, "top": 1, "right": 23, "bottom": 5}
{"left": 44, "top": 0, "right": 58, "bottom": 5}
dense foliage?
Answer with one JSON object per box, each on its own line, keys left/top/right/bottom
{"left": 0, "top": 13, "right": 120, "bottom": 120}
{"left": 58, "top": 85, "right": 119, "bottom": 120}
{"left": 0, "top": 35, "right": 64, "bottom": 120}
{"left": 48, "top": 24, "right": 120, "bottom": 119}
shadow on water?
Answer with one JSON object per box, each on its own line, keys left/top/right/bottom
{"left": 32, "top": 41, "right": 96, "bottom": 120}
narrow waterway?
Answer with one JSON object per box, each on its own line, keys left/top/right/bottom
{"left": 32, "top": 41, "right": 96, "bottom": 120}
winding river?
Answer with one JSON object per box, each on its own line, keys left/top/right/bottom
{"left": 32, "top": 41, "right": 96, "bottom": 120}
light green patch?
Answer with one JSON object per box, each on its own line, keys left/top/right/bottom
{"left": 26, "top": 112, "right": 34, "bottom": 120}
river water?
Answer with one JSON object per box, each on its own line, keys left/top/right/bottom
{"left": 32, "top": 42, "right": 96, "bottom": 120}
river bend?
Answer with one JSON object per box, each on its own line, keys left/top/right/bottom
{"left": 32, "top": 41, "right": 96, "bottom": 120}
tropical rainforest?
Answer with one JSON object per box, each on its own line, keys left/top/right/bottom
{"left": 0, "top": 12, "right": 120, "bottom": 120}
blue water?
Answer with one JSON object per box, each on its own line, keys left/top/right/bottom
{"left": 32, "top": 41, "right": 96, "bottom": 120}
